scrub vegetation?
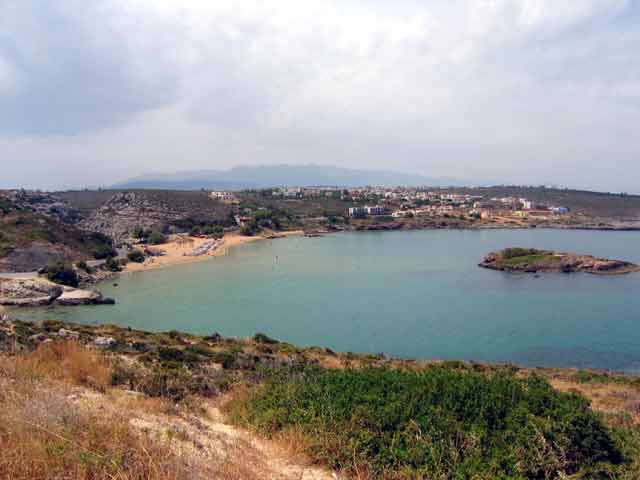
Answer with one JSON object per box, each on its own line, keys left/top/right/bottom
{"left": 1, "top": 318, "right": 640, "bottom": 479}
{"left": 227, "top": 366, "right": 632, "bottom": 479}
{"left": 0, "top": 206, "right": 115, "bottom": 262}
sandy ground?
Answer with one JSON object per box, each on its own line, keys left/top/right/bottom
{"left": 125, "top": 231, "right": 304, "bottom": 273}
{"left": 71, "top": 388, "right": 335, "bottom": 480}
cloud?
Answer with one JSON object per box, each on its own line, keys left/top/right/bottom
{"left": 0, "top": 0, "right": 178, "bottom": 135}
{"left": 0, "top": 0, "right": 639, "bottom": 191}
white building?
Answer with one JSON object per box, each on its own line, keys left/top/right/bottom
{"left": 364, "top": 205, "right": 385, "bottom": 216}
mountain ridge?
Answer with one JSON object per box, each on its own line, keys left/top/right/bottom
{"left": 113, "top": 164, "right": 470, "bottom": 190}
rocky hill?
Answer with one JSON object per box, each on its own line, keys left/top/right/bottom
{"left": 0, "top": 192, "right": 116, "bottom": 272}
{"left": 75, "top": 190, "right": 235, "bottom": 243}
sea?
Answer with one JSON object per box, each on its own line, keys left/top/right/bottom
{"left": 15, "top": 229, "right": 640, "bottom": 372}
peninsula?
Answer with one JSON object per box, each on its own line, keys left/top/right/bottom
{"left": 479, "top": 247, "right": 640, "bottom": 275}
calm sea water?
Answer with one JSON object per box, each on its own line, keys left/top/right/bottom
{"left": 16, "top": 230, "right": 640, "bottom": 372}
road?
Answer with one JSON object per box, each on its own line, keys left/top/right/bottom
{"left": 0, "top": 271, "right": 39, "bottom": 280}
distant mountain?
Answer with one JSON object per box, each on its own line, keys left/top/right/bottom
{"left": 113, "top": 165, "right": 467, "bottom": 190}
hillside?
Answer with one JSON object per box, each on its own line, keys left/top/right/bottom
{"left": 69, "top": 190, "right": 237, "bottom": 243}
{"left": 0, "top": 195, "right": 115, "bottom": 272}
{"left": 445, "top": 186, "right": 640, "bottom": 219}
{"left": 1, "top": 318, "right": 639, "bottom": 479}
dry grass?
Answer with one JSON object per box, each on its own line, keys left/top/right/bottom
{"left": 2, "top": 341, "right": 112, "bottom": 392}
{"left": 0, "top": 342, "right": 332, "bottom": 480}
{"left": 550, "top": 378, "right": 640, "bottom": 421}
{"left": 0, "top": 347, "right": 198, "bottom": 479}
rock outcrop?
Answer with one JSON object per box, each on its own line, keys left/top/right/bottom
{"left": 0, "top": 278, "right": 63, "bottom": 306}
{"left": 3, "top": 190, "right": 82, "bottom": 225}
{"left": 80, "top": 192, "right": 184, "bottom": 243}
{"left": 55, "top": 287, "right": 116, "bottom": 306}
{"left": 0, "top": 277, "right": 115, "bottom": 307}
{"left": 479, "top": 248, "right": 640, "bottom": 275}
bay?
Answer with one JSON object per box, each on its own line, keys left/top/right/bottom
{"left": 16, "top": 229, "right": 640, "bottom": 371}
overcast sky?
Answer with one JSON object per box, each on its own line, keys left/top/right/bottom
{"left": 1, "top": 0, "right": 639, "bottom": 191}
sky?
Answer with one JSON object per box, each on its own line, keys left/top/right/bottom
{"left": 0, "top": 0, "right": 639, "bottom": 191}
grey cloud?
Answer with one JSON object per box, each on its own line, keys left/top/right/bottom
{"left": 0, "top": 0, "right": 178, "bottom": 135}
{"left": 1, "top": 0, "right": 640, "bottom": 192}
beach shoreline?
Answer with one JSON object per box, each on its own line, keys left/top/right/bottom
{"left": 123, "top": 230, "right": 304, "bottom": 274}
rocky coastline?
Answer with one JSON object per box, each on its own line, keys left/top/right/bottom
{"left": 479, "top": 247, "right": 640, "bottom": 275}
{"left": 0, "top": 277, "right": 115, "bottom": 307}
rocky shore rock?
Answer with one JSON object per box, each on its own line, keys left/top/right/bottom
{"left": 479, "top": 248, "right": 640, "bottom": 275}
{"left": 0, "top": 277, "right": 115, "bottom": 307}
{"left": 0, "top": 278, "right": 63, "bottom": 306}
{"left": 55, "top": 287, "right": 115, "bottom": 306}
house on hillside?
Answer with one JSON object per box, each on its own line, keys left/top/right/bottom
{"left": 348, "top": 207, "right": 367, "bottom": 218}
{"left": 364, "top": 205, "right": 385, "bottom": 216}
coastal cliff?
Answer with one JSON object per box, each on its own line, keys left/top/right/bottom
{"left": 479, "top": 247, "right": 640, "bottom": 274}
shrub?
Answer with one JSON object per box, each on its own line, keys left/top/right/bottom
{"left": 44, "top": 261, "right": 79, "bottom": 287}
{"left": 253, "top": 332, "right": 279, "bottom": 345}
{"left": 104, "top": 256, "right": 121, "bottom": 272}
{"left": 147, "top": 231, "right": 167, "bottom": 245}
{"left": 82, "top": 232, "right": 117, "bottom": 259}
{"left": 75, "top": 260, "right": 93, "bottom": 273}
{"left": 0, "top": 198, "right": 12, "bottom": 214}
{"left": 241, "top": 220, "right": 260, "bottom": 236}
{"left": 127, "top": 249, "right": 145, "bottom": 263}
{"left": 502, "top": 247, "right": 542, "bottom": 259}
{"left": 228, "top": 366, "right": 624, "bottom": 479}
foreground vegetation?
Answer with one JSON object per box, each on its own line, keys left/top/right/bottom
{"left": 1, "top": 318, "right": 640, "bottom": 479}
{"left": 0, "top": 342, "right": 198, "bottom": 479}
{"left": 228, "top": 366, "right": 634, "bottom": 479}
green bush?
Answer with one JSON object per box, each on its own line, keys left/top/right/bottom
{"left": 44, "top": 261, "right": 79, "bottom": 287}
{"left": 230, "top": 366, "right": 624, "bottom": 479}
{"left": 253, "top": 332, "right": 279, "bottom": 344}
{"left": 502, "top": 248, "right": 542, "bottom": 259}
{"left": 0, "top": 198, "right": 12, "bottom": 214}
{"left": 104, "top": 256, "right": 122, "bottom": 272}
{"left": 147, "top": 231, "right": 167, "bottom": 245}
{"left": 127, "top": 249, "right": 145, "bottom": 263}
{"left": 75, "top": 260, "right": 93, "bottom": 273}
{"left": 82, "top": 232, "right": 117, "bottom": 259}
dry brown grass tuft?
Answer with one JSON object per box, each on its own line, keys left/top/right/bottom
{"left": 0, "top": 347, "right": 201, "bottom": 479}
{"left": 0, "top": 340, "right": 112, "bottom": 392}
{"left": 0, "top": 343, "right": 333, "bottom": 480}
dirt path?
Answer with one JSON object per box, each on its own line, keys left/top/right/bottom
{"left": 77, "top": 389, "right": 336, "bottom": 480}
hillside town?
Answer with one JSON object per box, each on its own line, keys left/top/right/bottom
{"left": 267, "top": 185, "right": 571, "bottom": 222}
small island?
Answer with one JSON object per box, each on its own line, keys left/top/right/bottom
{"left": 479, "top": 247, "right": 640, "bottom": 275}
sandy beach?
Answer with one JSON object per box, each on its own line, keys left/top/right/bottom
{"left": 124, "top": 230, "right": 303, "bottom": 273}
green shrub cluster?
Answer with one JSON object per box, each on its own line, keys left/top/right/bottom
{"left": 44, "top": 261, "right": 79, "bottom": 287}
{"left": 502, "top": 248, "right": 542, "bottom": 259}
{"left": 127, "top": 249, "right": 145, "bottom": 263}
{"left": 81, "top": 232, "right": 117, "bottom": 259}
{"left": 231, "top": 366, "right": 624, "bottom": 479}
{"left": 132, "top": 226, "right": 167, "bottom": 245}
{"left": 0, "top": 198, "right": 12, "bottom": 214}
{"left": 104, "top": 256, "right": 122, "bottom": 272}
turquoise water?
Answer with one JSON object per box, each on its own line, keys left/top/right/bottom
{"left": 16, "top": 230, "right": 640, "bottom": 372}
